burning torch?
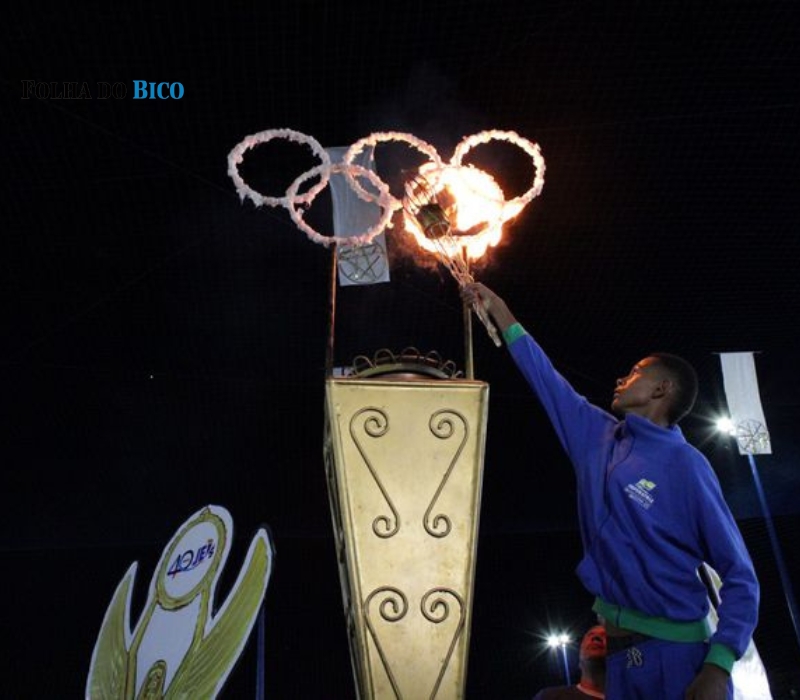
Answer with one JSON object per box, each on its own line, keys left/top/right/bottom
{"left": 403, "top": 173, "right": 502, "bottom": 348}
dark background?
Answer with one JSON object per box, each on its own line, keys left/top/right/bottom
{"left": 4, "top": 1, "right": 800, "bottom": 697}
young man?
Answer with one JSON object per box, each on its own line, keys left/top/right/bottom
{"left": 533, "top": 625, "right": 607, "bottom": 699}
{"left": 462, "top": 283, "right": 759, "bottom": 700}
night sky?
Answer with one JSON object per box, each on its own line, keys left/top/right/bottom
{"left": 4, "top": 2, "right": 800, "bottom": 697}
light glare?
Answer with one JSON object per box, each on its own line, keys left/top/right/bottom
{"left": 546, "top": 632, "right": 570, "bottom": 648}
{"left": 716, "top": 417, "right": 736, "bottom": 435}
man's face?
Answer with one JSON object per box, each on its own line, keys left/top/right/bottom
{"left": 580, "top": 625, "right": 607, "bottom": 659}
{"left": 611, "top": 356, "right": 667, "bottom": 416}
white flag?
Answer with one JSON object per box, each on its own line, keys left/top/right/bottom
{"left": 719, "top": 352, "right": 772, "bottom": 455}
{"left": 326, "top": 145, "right": 390, "bottom": 286}
{"left": 701, "top": 564, "right": 772, "bottom": 699}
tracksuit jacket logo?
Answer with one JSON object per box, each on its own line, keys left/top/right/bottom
{"left": 625, "top": 478, "right": 657, "bottom": 510}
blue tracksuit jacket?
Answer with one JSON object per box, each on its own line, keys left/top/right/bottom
{"left": 507, "top": 330, "right": 758, "bottom": 665}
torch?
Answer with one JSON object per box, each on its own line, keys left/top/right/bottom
{"left": 403, "top": 173, "right": 502, "bottom": 350}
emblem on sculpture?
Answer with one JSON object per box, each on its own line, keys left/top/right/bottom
{"left": 86, "top": 505, "right": 273, "bottom": 699}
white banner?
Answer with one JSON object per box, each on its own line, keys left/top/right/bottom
{"left": 719, "top": 352, "right": 772, "bottom": 455}
{"left": 701, "top": 564, "right": 772, "bottom": 699}
{"left": 327, "top": 145, "right": 390, "bottom": 286}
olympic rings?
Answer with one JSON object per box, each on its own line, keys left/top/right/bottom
{"left": 342, "top": 131, "right": 443, "bottom": 204}
{"left": 285, "top": 162, "right": 396, "bottom": 248}
{"left": 227, "top": 128, "right": 546, "bottom": 250}
{"left": 452, "top": 130, "right": 546, "bottom": 215}
{"left": 227, "top": 128, "right": 331, "bottom": 209}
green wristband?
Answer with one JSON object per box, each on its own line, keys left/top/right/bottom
{"left": 502, "top": 323, "right": 526, "bottom": 346}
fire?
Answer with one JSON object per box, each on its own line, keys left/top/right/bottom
{"left": 403, "top": 162, "right": 509, "bottom": 260}
{"left": 402, "top": 164, "right": 511, "bottom": 346}
{"left": 401, "top": 130, "right": 545, "bottom": 262}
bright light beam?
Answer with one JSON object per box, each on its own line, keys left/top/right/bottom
{"left": 544, "top": 631, "right": 571, "bottom": 684}
{"left": 716, "top": 419, "right": 800, "bottom": 655}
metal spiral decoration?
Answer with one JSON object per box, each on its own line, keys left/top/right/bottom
{"left": 365, "top": 586, "right": 409, "bottom": 699}
{"left": 349, "top": 407, "right": 400, "bottom": 538}
{"left": 350, "top": 347, "right": 462, "bottom": 379}
{"left": 424, "top": 409, "right": 469, "bottom": 538}
{"left": 421, "top": 588, "right": 466, "bottom": 700}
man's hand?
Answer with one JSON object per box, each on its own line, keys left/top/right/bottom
{"left": 460, "top": 283, "right": 518, "bottom": 332}
{"left": 685, "top": 663, "right": 730, "bottom": 700}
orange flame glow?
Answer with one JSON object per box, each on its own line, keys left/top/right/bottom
{"left": 403, "top": 162, "right": 520, "bottom": 260}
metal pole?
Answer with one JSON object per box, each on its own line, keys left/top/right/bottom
{"left": 255, "top": 603, "right": 265, "bottom": 700}
{"left": 560, "top": 643, "right": 570, "bottom": 685}
{"left": 463, "top": 300, "right": 474, "bottom": 380}
{"left": 747, "top": 453, "right": 800, "bottom": 652}
{"left": 462, "top": 249, "right": 474, "bottom": 380}
{"left": 326, "top": 244, "right": 338, "bottom": 379}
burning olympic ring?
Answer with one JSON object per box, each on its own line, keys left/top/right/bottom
{"left": 227, "top": 128, "right": 545, "bottom": 249}
{"left": 452, "top": 130, "right": 546, "bottom": 214}
{"left": 341, "top": 131, "right": 444, "bottom": 203}
{"left": 285, "top": 162, "right": 396, "bottom": 248}
{"left": 227, "top": 128, "right": 332, "bottom": 209}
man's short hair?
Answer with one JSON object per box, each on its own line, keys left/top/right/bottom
{"left": 650, "top": 352, "right": 699, "bottom": 424}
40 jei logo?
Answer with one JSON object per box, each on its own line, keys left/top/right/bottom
{"left": 167, "top": 538, "right": 216, "bottom": 578}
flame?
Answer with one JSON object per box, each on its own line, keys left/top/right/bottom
{"left": 403, "top": 162, "right": 515, "bottom": 260}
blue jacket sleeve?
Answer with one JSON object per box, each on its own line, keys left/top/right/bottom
{"left": 690, "top": 458, "right": 760, "bottom": 664}
{"left": 506, "top": 330, "right": 617, "bottom": 470}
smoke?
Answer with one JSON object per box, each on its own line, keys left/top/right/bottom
{"left": 358, "top": 60, "right": 485, "bottom": 159}
{"left": 354, "top": 61, "right": 525, "bottom": 277}
{"left": 384, "top": 224, "right": 442, "bottom": 276}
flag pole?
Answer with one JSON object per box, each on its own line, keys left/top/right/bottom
{"left": 746, "top": 452, "right": 800, "bottom": 652}
{"left": 462, "top": 249, "right": 474, "bottom": 380}
{"left": 719, "top": 350, "right": 800, "bottom": 654}
{"left": 559, "top": 641, "right": 571, "bottom": 685}
{"left": 255, "top": 602, "right": 266, "bottom": 700}
{"left": 326, "top": 244, "right": 338, "bottom": 378}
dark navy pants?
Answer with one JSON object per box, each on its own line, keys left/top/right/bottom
{"left": 605, "top": 638, "right": 733, "bottom": 699}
